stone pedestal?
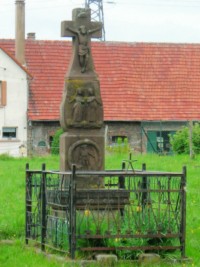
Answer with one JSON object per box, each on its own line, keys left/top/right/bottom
{"left": 60, "top": 128, "right": 104, "bottom": 188}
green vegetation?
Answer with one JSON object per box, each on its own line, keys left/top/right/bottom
{"left": 0, "top": 152, "right": 200, "bottom": 266}
{"left": 107, "top": 137, "right": 130, "bottom": 154}
{"left": 51, "top": 129, "right": 63, "bottom": 155}
{"left": 170, "top": 123, "right": 200, "bottom": 155}
{"left": 0, "top": 241, "right": 78, "bottom": 267}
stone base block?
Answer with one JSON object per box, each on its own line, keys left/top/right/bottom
{"left": 95, "top": 254, "right": 118, "bottom": 267}
{"left": 138, "top": 253, "right": 160, "bottom": 265}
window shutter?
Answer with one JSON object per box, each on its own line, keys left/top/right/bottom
{"left": 1, "top": 81, "right": 7, "bottom": 106}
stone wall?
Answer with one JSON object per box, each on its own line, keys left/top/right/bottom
{"left": 27, "top": 120, "right": 190, "bottom": 156}
{"left": 105, "top": 121, "right": 142, "bottom": 153}
{"left": 27, "top": 121, "right": 60, "bottom": 156}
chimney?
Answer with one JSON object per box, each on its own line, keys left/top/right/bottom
{"left": 27, "top": 32, "right": 36, "bottom": 40}
{"left": 15, "top": 0, "right": 25, "bottom": 65}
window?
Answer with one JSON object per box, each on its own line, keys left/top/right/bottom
{"left": 38, "top": 141, "right": 46, "bottom": 147}
{"left": 0, "top": 81, "right": 7, "bottom": 106}
{"left": 156, "top": 131, "right": 175, "bottom": 153}
{"left": 2, "top": 127, "right": 17, "bottom": 138}
{"left": 112, "top": 135, "right": 127, "bottom": 145}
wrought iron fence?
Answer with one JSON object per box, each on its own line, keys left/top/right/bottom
{"left": 25, "top": 164, "right": 186, "bottom": 259}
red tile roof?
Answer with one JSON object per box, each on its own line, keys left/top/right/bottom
{"left": 0, "top": 39, "right": 200, "bottom": 121}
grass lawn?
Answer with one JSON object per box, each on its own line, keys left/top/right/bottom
{"left": 0, "top": 152, "right": 200, "bottom": 266}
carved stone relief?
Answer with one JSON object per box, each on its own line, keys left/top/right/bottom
{"left": 60, "top": 81, "right": 103, "bottom": 130}
{"left": 68, "top": 139, "right": 101, "bottom": 170}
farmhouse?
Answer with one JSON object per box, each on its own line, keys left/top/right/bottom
{"left": 0, "top": 38, "right": 199, "bottom": 155}
{"left": 0, "top": 46, "right": 31, "bottom": 156}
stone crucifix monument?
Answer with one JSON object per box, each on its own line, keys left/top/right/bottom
{"left": 60, "top": 8, "right": 104, "bottom": 188}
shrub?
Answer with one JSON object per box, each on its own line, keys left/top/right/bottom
{"left": 51, "top": 128, "right": 64, "bottom": 155}
{"left": 170, "top": 123, "right": 200, "bottom": 154}
{"left": 193, "top": 123, "right": 200, "bottom": 154}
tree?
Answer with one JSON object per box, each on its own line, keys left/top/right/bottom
{"left": 170, "top": 123, "right": 200, "bottom": 155}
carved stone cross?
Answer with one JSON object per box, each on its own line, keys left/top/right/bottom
{"left": 60, "top": 8, "right": 105, "bottom": 188}
{"left": 61, "top": 8, "right": 102, "bottom": 73}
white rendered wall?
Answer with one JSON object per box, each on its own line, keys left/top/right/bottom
{"left": 0, "top": 49, "right": 28, "bottom": 157}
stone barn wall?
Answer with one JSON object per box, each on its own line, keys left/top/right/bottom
{"left": 27, "top": 121, "right": 60, "bottom": 156}
{"left": 27, "top": 120, "right": 191, "bottom": 155}
{"left": 105, "top": 121, "right": 142, "bottom": 153}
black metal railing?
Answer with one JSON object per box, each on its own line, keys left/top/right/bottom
{"left": 25, "top": 164, "right": 186, "bottom": 259}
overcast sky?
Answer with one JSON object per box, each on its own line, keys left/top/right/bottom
{"left": 1, "top": 0, "right": 200, "bottom": 43}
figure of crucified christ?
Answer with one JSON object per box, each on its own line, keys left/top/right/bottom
{"left": 67, "top": 25, "right": 101, "bottom": 73}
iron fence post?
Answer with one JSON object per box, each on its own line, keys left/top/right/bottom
{"left": 69, "top": 169, "right": 72, "bottom": 256}
{"left": 70, "top": 164, "right": 76, "bottom": 259}
{"left": 118, "top": 162, "right": 126, "bottom": 217}
{"left": 25, "top": 163, "right": 31, "bottom": 244}
{"left": 41, "top": 163, "right": 46, "bottom": 251}
{"left": 142, "top": 163, "right": 147, "bottom": 208}
{"left": 181, "top": 166, "right": 187, "bottom": 258}
{"left": 119, "top": 162, "right": 125, "bottom": 188}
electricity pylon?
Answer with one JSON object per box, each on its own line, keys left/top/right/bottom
{"left": 85, "top": 0, "right": 105, "bottom": 41}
